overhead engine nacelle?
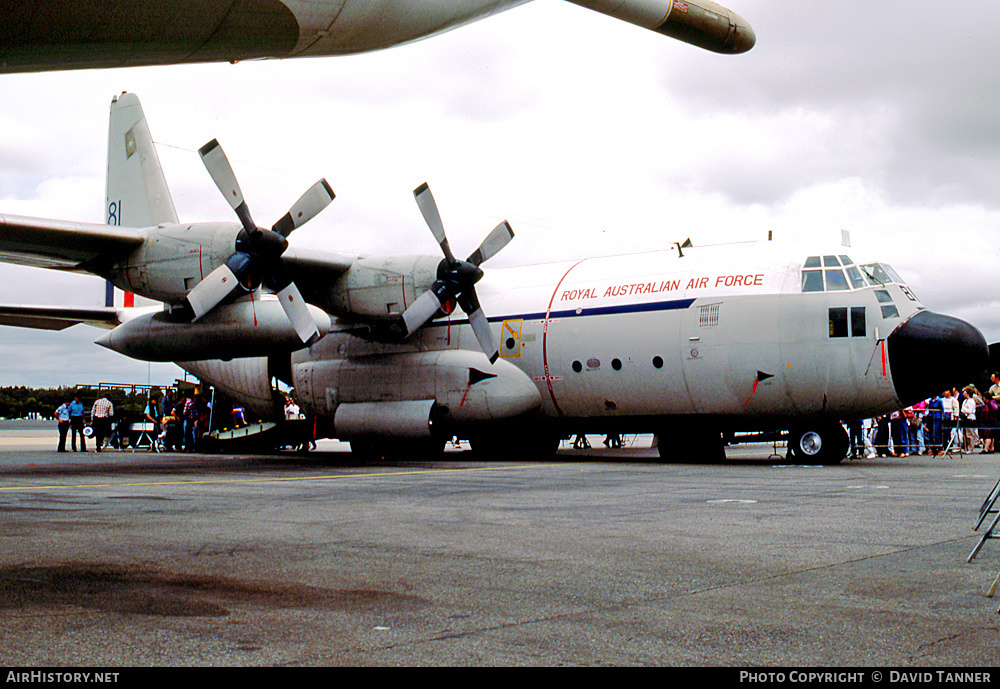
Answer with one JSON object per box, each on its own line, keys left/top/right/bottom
{"left": 328, "top": 255, "right": 442, "bottom": 321}
{"left": 107, "top": 221, "right": 243, "bottom": 305}
{"left": 567, "top": 0, "right": 756, "bottom": 54}
{"left": 95, "top": 298, "right": 330, "bottom": 361}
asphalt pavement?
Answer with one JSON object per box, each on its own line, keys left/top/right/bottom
{"left": 1, "top": 420, "right": 998, "bottom": 667}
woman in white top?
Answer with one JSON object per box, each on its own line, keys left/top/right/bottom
{"left": 961, "top": 390, "right": 977, "bottom": 452}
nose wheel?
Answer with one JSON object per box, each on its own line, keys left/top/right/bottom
{"left": 788, "top": 423, "right": 849, "bottom": 464}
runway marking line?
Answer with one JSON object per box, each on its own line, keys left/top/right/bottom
{"left": 0, "top": 463, "right": 563, "bottom": 493}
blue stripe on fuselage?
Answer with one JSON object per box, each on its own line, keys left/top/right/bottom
{"left": 425, "top": 297, "right": 696, "bottom": 327}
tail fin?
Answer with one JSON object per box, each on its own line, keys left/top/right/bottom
{"left": 105, "top": 92, "right": 178, "bottom": 228}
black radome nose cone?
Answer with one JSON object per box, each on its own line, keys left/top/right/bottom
{"left": 887, "top": 310, "right": 988, "bottom": 405}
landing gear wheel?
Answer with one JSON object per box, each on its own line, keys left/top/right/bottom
{"left": 789, "top": 424, "right": 849, "bottom": 465}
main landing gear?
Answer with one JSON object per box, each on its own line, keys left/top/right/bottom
{"left": 787, "top": 423, "right": 849, "bottom": 465}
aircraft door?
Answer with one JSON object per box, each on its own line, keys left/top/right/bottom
{"left": 682, "top": 298, "right": 783, "bottom": 415}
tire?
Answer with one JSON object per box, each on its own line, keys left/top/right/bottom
{"left": 789, "top": 424, "right": 849, "bottom": 464}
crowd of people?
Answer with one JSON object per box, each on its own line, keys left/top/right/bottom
{"left": 53, "top": 388, "right": 213, "bottom": 453}
{"left": 847, "top": 374, "right": 1000, "bottom": 458}
{"left": 53, "top": 388, "right": 315, "bottom": 453}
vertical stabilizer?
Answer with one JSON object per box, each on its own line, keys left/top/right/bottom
{"left": 105, "top": 92, "right": 178, "bottom": 228}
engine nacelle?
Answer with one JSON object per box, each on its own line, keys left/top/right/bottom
{"left": 294, "top": 348, "right": 542, "bottom": 437}
{"left": 334, "top": 400, "right": 436, "bottom": 439}
{"left": 95, "top": 297, "right": 330, "bottom": 361}
{"left": 567, "top": 0, "right": 755, "bottom": 54}
{"left": 327, "top": 255, "right": 441, "bottom": 321}
{"left": 107, "top": 221, "right": 241, "bottom": 304}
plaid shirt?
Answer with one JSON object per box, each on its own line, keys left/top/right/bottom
{"left": 91, "top": 397, "right": 114, "bottom": 419}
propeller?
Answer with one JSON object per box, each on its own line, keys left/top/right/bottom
{"left": 185, "top": 139, "right": 335, "bottom": 345}
{"left": 400, "top": 183, "right": 513, "bottom": 363}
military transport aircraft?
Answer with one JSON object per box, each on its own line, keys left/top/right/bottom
{"left": 0, "top": 93, "right": 989, "bottom": 463}
{"left": 0, "top": 0, "right": 755, "bottom": 74}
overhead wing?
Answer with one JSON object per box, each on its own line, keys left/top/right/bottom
{"left": 281, "top": 246, "right": 356, "bottom": 313}
{"left": 0, "top": 213, "right": 144, "bottom": 271}
{"left": 0, "top": 304, "right": 125, "bottom": 331}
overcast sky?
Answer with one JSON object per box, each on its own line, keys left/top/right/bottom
{"left": 2, "top": 0, "right": 1000, "bottom": 388}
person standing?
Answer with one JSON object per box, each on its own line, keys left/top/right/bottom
{"left": 144, "top": 395, "right": 160, "bottom": 452}
{"left": 55, "top": 398, "right": 71, "bottom": 452}
{"left": 91, "top": 395, "right": 114, "bottom": 452}
{"left": 926, "top": 394, "right": 943, "bottom": 455}
{"left": 68, "top": 394, "right": 86, "bottom": 452}
{"left": 961, "top": 389, "right": 978, "bottom": 453}
{"left": 180, "top": 394, "right": 199, "bottom": 452}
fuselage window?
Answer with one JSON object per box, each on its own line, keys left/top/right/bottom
{"left": 851, "top": 307, "right": 866, "bottom": 337}
{"left": 829, "top": 307, "right": 849, "bottom": 338}
{"left": 874, "top": 289, "right": 893, "bottom": 303}
{"left": 802, "top": 270, "right": 824, "bottom": 292}
{"left": 825, "top": 269, "right": 850, "bottom": 291}
{"left": 881, "top": 304, "right": 899, "bottom": 319}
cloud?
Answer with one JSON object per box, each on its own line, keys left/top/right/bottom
{"left": 2, "top": 0, "right": 1000, "bottom": 392}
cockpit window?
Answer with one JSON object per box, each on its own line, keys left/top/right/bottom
{"left": 802, "top": 258, "right": 906, "bottom": 293}
{"left": 825, "top": 269, "right": 850, "bottom": 291}
{"left": 845, "top": 266, "right": 866, "bottom": 289}
{"left": 882, "top": 264, "right": 904, "bottom": 283}
{"left": 802, "top": 270, "right": 824, "bottom": 292}
{"left": 861, "top": 263, "right": 892, "bottom": 285}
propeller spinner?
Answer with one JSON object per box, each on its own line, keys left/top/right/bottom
{"left": 400, "top": 183, "right": 513, "bottom": 363}
{"left": 185, "top": 139, "right": 335, "bottom": 345}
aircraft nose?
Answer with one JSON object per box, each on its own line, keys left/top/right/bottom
{"left": 887, "top": 310, "right": 988, "bottom": 405}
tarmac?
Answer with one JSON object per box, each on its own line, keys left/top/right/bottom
{"left": 1, "top": 419, "right": 999, "bottom": 668}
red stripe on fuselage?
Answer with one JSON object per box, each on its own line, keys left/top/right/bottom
{"left": 542, "top": 259, "right": 589, "bottom": 416}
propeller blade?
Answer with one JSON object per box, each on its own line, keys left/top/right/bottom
{"left": 401, "top": 287, "right": 445, "bottom": 336}
{"left": 275, "top": 280, "right": 322, "bottom": 345}
{"left": 187, "top": 263, "right": 240, "bottom": 321}
{"left": 467, "top": 220, "right": 514, "bottom": 266}
{"left": 413, "top": 182, "right": 455, "bottom": 262}
{"left": 199, "top": 138, "right": 255, "bottom": 233}
{"left": 272, "top": 179, "right": 336, "bottom": 237}
{"left": 467, "top": 304, "right": 499, "bottom": 364}
{"left": 458, "top": 290, "right": 498, "bottom": 363}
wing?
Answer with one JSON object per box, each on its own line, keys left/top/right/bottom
{"left": 0, "top": 213, "right": 144, "bottom": 271}
{"left": 281, "top": 246, "right": 356, "bottom": 314}
{"left": 0, "top": 304, "right": 124, "bottom": 330}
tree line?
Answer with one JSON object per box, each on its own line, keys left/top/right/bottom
{"left": 0, "top": 386, "right": 161, "bottom": 420}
